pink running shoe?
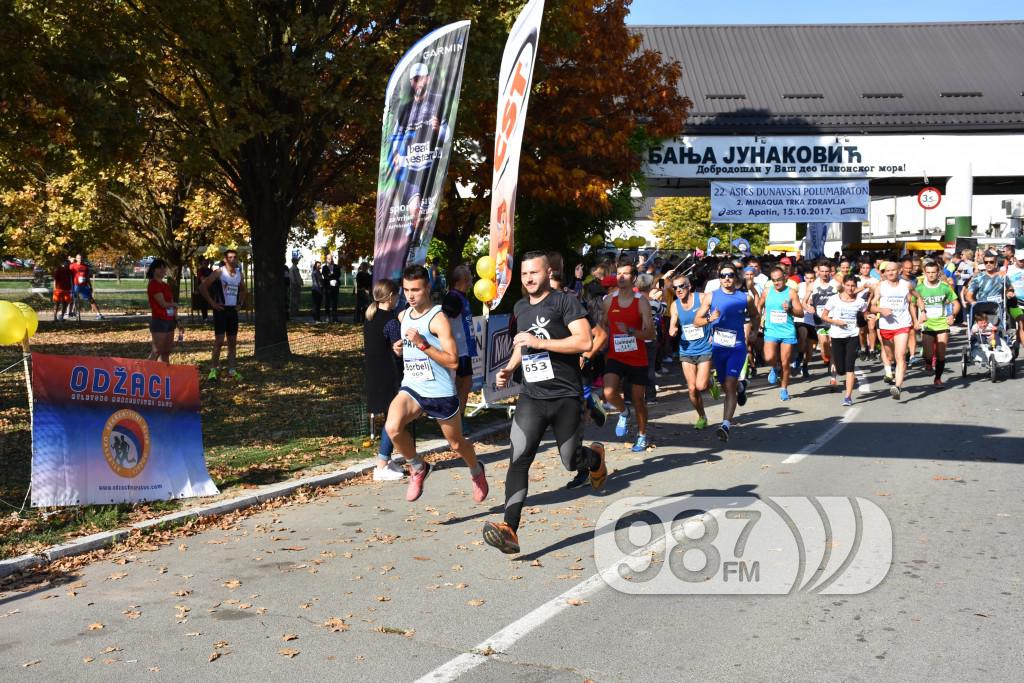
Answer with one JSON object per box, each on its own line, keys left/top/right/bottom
{"left": 471, "top": 462, "right": 489, "bottom": 503}
{"left": 406, "top": 461, "right": 431, "bottom": 502}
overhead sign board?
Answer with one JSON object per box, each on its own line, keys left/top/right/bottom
{"left": 711, "top": 180, "right": 869, "bottom": 223}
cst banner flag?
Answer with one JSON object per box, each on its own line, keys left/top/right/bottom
{"left": 711, "top": 180, "right": 869, "bottom": 223}
{"left": 489, "top": 0, "right": 545, "bottom": 308}
{"left": 31, "top": 354, "right": 218, "bottom": 507}
{"left": 373, "top": 21, "right": 471, "bottom": 283}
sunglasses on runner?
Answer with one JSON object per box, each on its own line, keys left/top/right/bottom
{"left": 719, "top": 272, "right": 736, "bottom": 278}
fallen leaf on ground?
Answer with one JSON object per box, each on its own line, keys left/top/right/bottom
{"left": 279, "top": 648, "right": 300, "bottom": 658}
{"left": 88, "top": 623, "right": 104, "bottom": 631}
{"left": 281, "top": 634, "right": 298, "bottom": 641}
{"left": 467, "top": 599, "right": 485, "bottom": 607}
{"left": 412, "top": 556, "right": 431, "bottom": 561}
{"left": 23, "top": 660, "right": 41, "bottom": 667}
{"left": 123, "top": 610, "right": 141, "bottom": 619}
{"left": 222, "top": 579, "right": 242, "bottom": 589}
{"left": 530, "top": 559, "right": 542, "bottom": 567}
{"left": 375, "top": 595, "right": 391, "bottom": 602}
{"left": 208, "top": 652, "right": 221, "bottom": 662}
{"left": 324, "top": 617, "right": 350, "bottom": 632}
{"left": 566, "top": 598, "right": 587, "bottom": 606}
{"left": 107, "top": 572, "right": 128, "bottom": 581}
{"left": 281, "top": 546, "right": 306, "bottom": 552}
{"left": 83, "top": 657, "right": 94, "bottom": 663}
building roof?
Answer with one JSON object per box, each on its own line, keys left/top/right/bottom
{"left": 634, "top": 22, "right": 1024, "bottom": 134}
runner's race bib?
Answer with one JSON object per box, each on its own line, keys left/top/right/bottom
{"left": 224, "top": 283, "right": 239, "bottom": 298}
{"left": 613, "top": 334, "right": 638, "bottom": 353}
{"left": 883, "top": 295, "right": 906, "bottom": 312}
{"left": 925, "top": 304, "right": 945, "bottom": 320}
{"left": 521, "top": 352, "right": 554, "bottom": 383}
{"left": 713, "top": 328, "right": 738, "bottom": 347}
{"left": 404, "top": 359, "right": 434, "bottom": 382}
{"left": 76, "top": 275, "right": 87, "bottom": 285}
{"left": 329, "top": 280, "right": 338, "bottom": 287}
{"left": 769, "top": 310, "right": 789, "bottom": 325}
{"left": 682, "top": 325, "right": 704, "bottom": 341}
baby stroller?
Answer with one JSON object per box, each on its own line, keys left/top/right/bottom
{"left": 961, "top": 287, "right": 1018, "bottom": 381}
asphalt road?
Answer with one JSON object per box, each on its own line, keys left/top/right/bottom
{"left": 2, "top": 345, "right": 1022, "bottom": 682}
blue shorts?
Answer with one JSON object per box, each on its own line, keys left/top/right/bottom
{"left": 72, "top": 284, "right": 93, "bottom": 301}
{"left": 400, "top": 387, "right": 460, "bottom": 421}
{"left": 763, "top": 335, "right": 798, "bottom": 345}
{"left": 712, "top": 344, "right": 748, "bottom": 382}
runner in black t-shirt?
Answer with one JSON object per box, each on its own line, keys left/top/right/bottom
{"left": 482, "top": 252, "right": 608, "bottom": 555}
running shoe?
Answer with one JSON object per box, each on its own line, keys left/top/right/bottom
{"left": 587, "top": 394, "right": 607, "bottom": 427}
{"left": 780, "top": 388, "right": 790, "bottom": 401}
{"left": 565, "top": 469, "right": 590, "bottom": 489}
{"left": 908, "top": 355, "right": 920, "bottom": 367}
{"left": 589, "top": 442, "right": 607, "bottom": 491}
{"left": 933, "top": 377, "right": 944, "bottom": 387}
{"left": 470, "top": 462, "right": 489, "bottom": 503}
{"left": 716, "top": 423, "right": 730, "bottom": 442}
{"left": 631, "top": 434, "right": 649, "bottom": 452}
{"left": 883, "top": 373, "right": 895, "bottom": 385}
{"left": 96, "top": 314, "right": 105, "bottom": 320}
{"left": 768, "top": 367, "right": 778, "bottom": 385}
{"left": 829, "top": 374, "right": 838, "bottom": 391}
{"left": 695, "top": 416, "right": 708, "bottom": 430}
{"left": 858, "top": 349, "right": 867, "bottom": 361}
{"left": 405, "top": 461, "right": 431, "bottom": 502}
{"left": 228, "top": 369, "right": 243, "bottom": 381}
{"left": 737, "top": 380, "right": 748, "bottom": 407}
{"left": 373, "top": 463, "right": 405, "bottom": 482}
{"left": 207, "top": 368, "right": 219, "bottom": 382}
{"left": 890, "top": 385, "right": 901, "bottom": 401}
{"left": 482, "top": 521, "right": 520, "bottom": 555}
{"left": 709, "top": 380, "right": 721, "bottom": 400}
{"left": 614, "top": 408, "right": 632, "bottom": 438}
{"left": 801, "top": 364, "right": 810, "bottom": 379}
{"left": 842, "top": 395, "right": 853, "bottom": 407}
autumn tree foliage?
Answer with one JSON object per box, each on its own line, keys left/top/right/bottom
{"left": 651, "top": 196, "right": 770, "bottom": 254}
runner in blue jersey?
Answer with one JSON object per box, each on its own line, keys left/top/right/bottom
{"left": 668, "top": 273, "right": 714, "bottom": 430}
{"left": 694, "top": 263, "right": 760, "bottom": 442}
{"left": 757, "top": 266, "right": 804, "bottom": 401}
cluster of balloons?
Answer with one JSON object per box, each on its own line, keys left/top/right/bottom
{"left": 0, "top": 300, "right": 39, "bottom": 346}
{"left": 613, "top": 235, "right": 647, "bottom": 249}
{"left": 473, "top": 255, "right": 497, "bottom": 303}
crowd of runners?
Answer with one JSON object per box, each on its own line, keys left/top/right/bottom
{"left": 373, "top": 244, "right": 1022, "bottom": 555}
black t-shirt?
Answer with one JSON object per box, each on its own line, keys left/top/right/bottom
{"left": 513, "top": 290, "right": 588, "bottom": 400}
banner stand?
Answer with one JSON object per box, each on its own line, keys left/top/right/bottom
{"left": 20, "top": 335, "right": 33, "bottom": 513}
{"left": 465, "top": 303, "right": 516, "bottom": 419}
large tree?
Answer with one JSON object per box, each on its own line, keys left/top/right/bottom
{"left": 651, "top": 196, "right": 770, "bottom": 255}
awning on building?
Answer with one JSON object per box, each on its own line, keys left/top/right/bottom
{"left": 766, "top": 245, "right": 799, "bottom": 253}
{"left": 900, "top": 241, "right": 946, "bottom": 251}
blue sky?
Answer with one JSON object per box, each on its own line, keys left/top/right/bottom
{"left": 625, "top": 0, "right": 1024, "bottom": 25}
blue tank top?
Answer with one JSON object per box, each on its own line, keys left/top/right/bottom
{"left": 710, "top": 289, "right": 748, "bottom": 348}
{"left": 764, "top": 286, "right": 796, "bottom": 339}
{"left": 675, "top": 293, "right": 712, "bottom": 356}
{"left": 400, "top": 305, "right": 456, "bottom": 398}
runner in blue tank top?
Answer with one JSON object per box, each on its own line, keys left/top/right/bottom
{"left": 757, "top": 266, "right": 804, "bottom": 402}
{"left": 695, "top": 262, "right": 760, "bottom": 442}
{"left": 668, "top": 273, "right": 715, "bottom": 430}
{"left": 386, "top": 265, "right": 489, "bottom": 504}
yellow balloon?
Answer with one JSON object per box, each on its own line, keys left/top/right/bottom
{"left": 588, "top": 235, "right": 605, "bottom": 248}
{"left": 476, "top": 255, "right": 496, "bottom": 281}
{"left": 473, "top": 278, "right": 497, "bottom": 303}
{"left": 13, "top": 302, "right": 38, "bottom": 338}
{"left": 0, "top": 301, "right": 27, "bottom": 345}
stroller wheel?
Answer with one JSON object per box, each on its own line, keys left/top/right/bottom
{"left": 1011, "top": 360, "right": 1018, "bottom": 379}
{"left": 989, "top": 358, "right": 998, "bottom": 382}
{"left": 961, "top": 350, "right": 968, "bottom": 378}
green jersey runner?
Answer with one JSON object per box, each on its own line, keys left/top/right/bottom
{"left": 916, "top": 281, "right": 957, "bottom": 332}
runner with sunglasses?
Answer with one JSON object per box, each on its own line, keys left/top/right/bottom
{"left": 668, "top": 273, "right": 715, "bottom": 429}
{"left": 694, "top": 266, "right": 760, "bottom": 442}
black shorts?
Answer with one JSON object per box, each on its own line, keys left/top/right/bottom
{"left": 149, "top": 318, "right": 177, "bottom": 334}
{"left": 456, "top": 356, "right": 473, "bottom": 378}
{"left": 400, "top": 387, "right": 460, "bottom": 421}
{"left": 604, "top": 357, "right": 648, "bottom": 385}
{"left": 795, "top": 321, "right": 815, "bottom": 337}
{"left": 856, "top": 312, "right": 867, "bottom": 328}
{"left": 831, "top": 336, "right": 859, "bottom": 374}
{"left": 213, "top": 306, "right": 239, "bottom": 336}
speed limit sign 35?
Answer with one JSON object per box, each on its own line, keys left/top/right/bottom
{"left": 917, "top": 186, "right": 942, "bottom": 210}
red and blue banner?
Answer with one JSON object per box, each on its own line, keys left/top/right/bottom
{"left": 31, "top": 354, "right": 218, "bottom": 507}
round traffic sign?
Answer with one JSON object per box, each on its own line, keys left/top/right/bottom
{"left": 917, "top": 186, "right": 942, "bottom": 210}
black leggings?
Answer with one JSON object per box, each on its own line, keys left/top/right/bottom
{"left": 831, "top": 336, "right": 859, "bottom": 374}
{"left": 504, "top": 395, "right": 599, "bottom": 531}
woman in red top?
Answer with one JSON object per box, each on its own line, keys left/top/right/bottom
{"left": 146, "top": 259, "right": 178, "bottom": 363}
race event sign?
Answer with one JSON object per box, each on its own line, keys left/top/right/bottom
{"left": 31, "top": 354, "right": 218, "bottom": 507}
{"left": 482, "top": 313, "right": 521, "bottom": 403}
{"left": 711, "top": 180, "right": 869, "bottom": 223}
{"left": 373, "top": 21, "right": 471, "bottom": 283}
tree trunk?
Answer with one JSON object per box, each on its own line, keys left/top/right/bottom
{"left": 247, "top": 198, "right": 291, "bottom": 358}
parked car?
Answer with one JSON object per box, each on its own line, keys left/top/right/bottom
{"left": 2, "top": 256, "right": 28, "bottom": 271}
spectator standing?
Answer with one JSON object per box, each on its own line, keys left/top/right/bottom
{"left": 364, "top": 279, "right": 407, "bottom": 481}
{"left": 195, "top": 261, "right": 213, "bottom": 321}
{"left": 146, "top": 258, "right": 179, "bottom": 363}
{"left": 199, "top": 248, "right": 246, "bottom": 381}
{"left": 69, "top": 254, "right": 105, "bottom": 319}
{"left": 355, "top": 261, "right": 372, "bottom": 322}
{"left": 289, "top": 256, "right": 302, "bottom": 318}
{"left": 442, "top": 265, "right": 478, "bottom": 434}
{"left": 322, "top": 255, "right": 341, "bottom": 322}
{"left": 311, "top": 260, "right": 324, "bottom": 322}
{"left": 52, "top": 257, "right": 72, "bottom": 321}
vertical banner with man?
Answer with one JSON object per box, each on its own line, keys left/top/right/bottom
{"left": 373, "top": 21, "right": 471, "bottom": 283}
{"left": 488, "top": 0, "right": 545, "bottom": 308}
{"left": 30, "top": 354, "right": 218, "bottom": 506}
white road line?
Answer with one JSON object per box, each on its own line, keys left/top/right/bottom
{"left": 420, "top": 392, "right": 862, "bottom": 681}
{"left": 782, "top": 406, "right": 861, "bottom": 464}
{"left": 415, "top": 532, "right": 669, "bottom": 683}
